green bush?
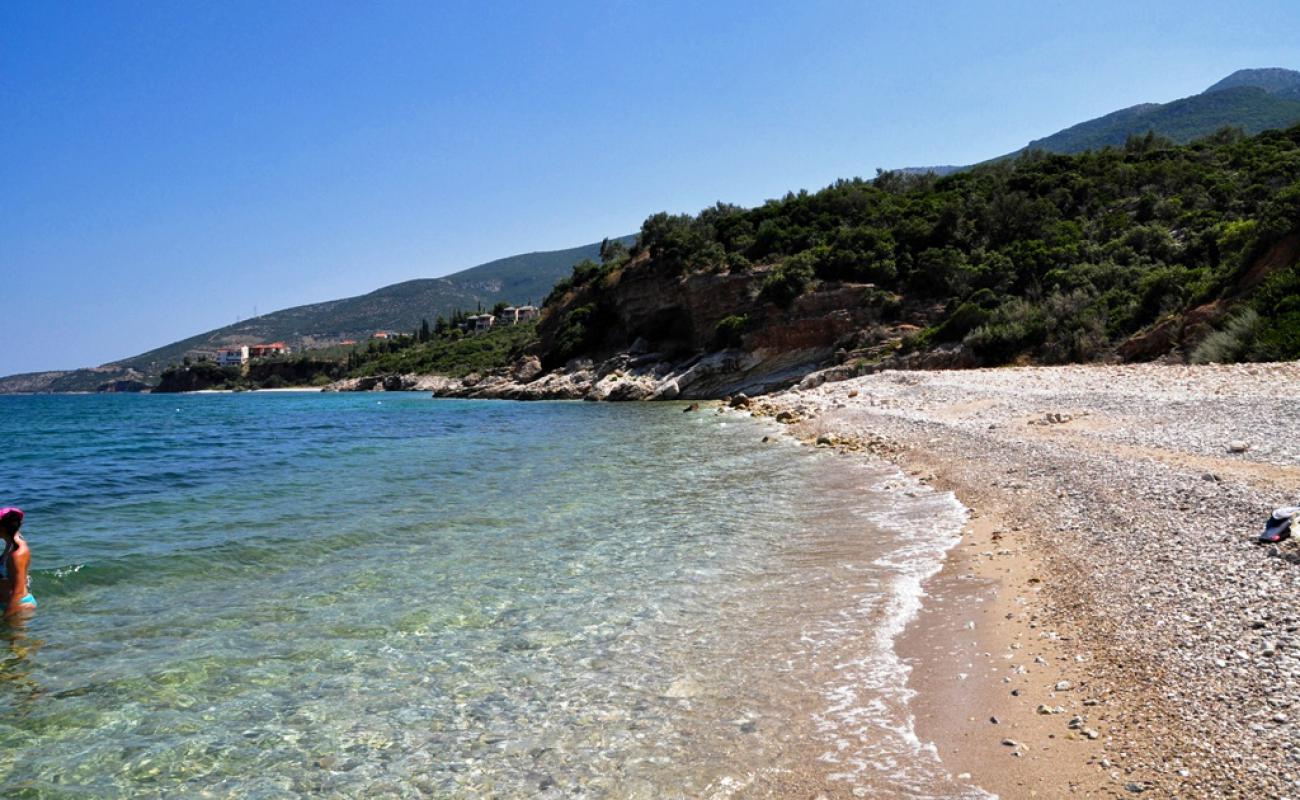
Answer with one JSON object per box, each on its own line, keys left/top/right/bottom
{"left": 964, "top": 299, "right": 1049, "bottom": 363}
{"left": 761, "top": 252, "right": 816, "bottom": 307}
{"left": 1191, "top": 308, "right": 1261, "bottom": 363}
{"left": 1249, "top": 310, "right": 1300, "bottom": 361}
{"left": 932, "top": 302, "right": 992, "bottom": 342}
{"left": 712, "top": 315, "right": 749, "bottom": 350}
{"left": 1041, "top": 290, "right": 1107, "bottom": 363}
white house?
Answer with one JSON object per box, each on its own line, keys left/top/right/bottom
{"left": 216, "top": 346, "right": 249, "bottom": 367}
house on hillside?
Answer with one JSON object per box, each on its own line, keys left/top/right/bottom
{"left": 499, "top": 305, "right": 539, "bottom": 325}
{"left": 216, "top": 346, "right": 250, "bottom": 367}
{"left": 247, "top": 342, "right": 290, "bottom": 358}
{"left": 215, "top": 342, "right": 290, "bottom": 366}
{"left": 371, "top": 331, "right": 395, "bottom": 340}
{"left": 466, "top": 314, "right": 496, "bottom": 333}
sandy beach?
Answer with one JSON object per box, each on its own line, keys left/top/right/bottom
{"left": 752, "top": 361, "right": 1300, "bottom": 798}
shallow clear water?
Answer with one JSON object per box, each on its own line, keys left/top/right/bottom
{"left": 0, "top": 393, "right": 977, "bottom": 798}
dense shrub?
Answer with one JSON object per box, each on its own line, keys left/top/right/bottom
{"left": 712, "top": 315, "right": 749, "bottom": 349}
{"left": 931, "top": 302, "right": 993, "bottom": 343}
{"left": 1040, "top": 290, "right": 1108, "bottom": 363}
{"left": 760, "top": 252, "right": 817, "bottom": 307}
{"left": 1191, "top": 309, "right": 1261, "bottom": 363}
{"left": 964, "top": 299, "right": 1050, "bottom": 363}
{"left": 551, "top": 304, "right": 611, "bottom": 366}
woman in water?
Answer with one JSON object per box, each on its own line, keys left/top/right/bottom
{"left": 0, "top": 508, "right": 36, "bottom": 616}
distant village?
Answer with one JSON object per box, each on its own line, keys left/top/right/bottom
{"left": 187, "top": 304, "right": 540, "bottom": 367}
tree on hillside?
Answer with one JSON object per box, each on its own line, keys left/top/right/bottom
{"left": 599, "top": 237, "right": 629, "bottom": 264}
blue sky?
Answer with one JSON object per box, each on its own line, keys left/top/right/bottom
{"left": 2, "top": 0, "right": 1297, "bottom": 374}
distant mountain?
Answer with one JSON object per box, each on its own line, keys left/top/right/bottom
{"left": 110, "top": 237, "right": 634, "bottom": 376}
{"left": 1206, "top": 68, "right": 1300, "bottom": 100}
{"left": 896, "top": 67, "right": 1300, "bottom": 172}
{"left": 1, "top": 237, "right": 631, "bottom": 392}
{"left": 1024, "top": 86, "right": 1300, "bottom": 155}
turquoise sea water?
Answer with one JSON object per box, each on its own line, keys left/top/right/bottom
{"left": 0, "top": 393, "right": 978, "bottom": 798}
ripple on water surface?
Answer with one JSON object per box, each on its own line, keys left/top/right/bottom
{"left": 0, "top": 393, "right": 982, "bottom": 798}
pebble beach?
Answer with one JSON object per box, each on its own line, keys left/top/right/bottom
{"left": 757, "top": 362, "right": 1300, "bottom": 798}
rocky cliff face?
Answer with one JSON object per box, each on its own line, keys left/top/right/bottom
{"left": 543, "top": 259, "right": 887, "bottom": 356}
{"left": 527, "top": 259, "right": 903, "bottom": 396}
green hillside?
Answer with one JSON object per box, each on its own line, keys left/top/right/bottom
{"left": 112, "top": 237, "right": 632, "bottom": 375}
{"left": 1025, "top": 86, "right": 1300, "bottom": 154}
{"left": 543, "top": 123, "right": 1300, "bottom": 370}
{"left": 899, "top": 68, "right": 1300, "bottom": 175}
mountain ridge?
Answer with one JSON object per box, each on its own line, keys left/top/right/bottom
{"left": 899, "top": 67, "right": 1300, "bottom": 174}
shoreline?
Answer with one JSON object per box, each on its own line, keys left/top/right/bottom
{"left": 758, "top": 361, "right": 1300, "bottom": 798}
{"left": 750, "top": 406, "right": 1107, "bottom": 798}
{"left": 891, "top": 456, "right": 1109, "bottom": 798}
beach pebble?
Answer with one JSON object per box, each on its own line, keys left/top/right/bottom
{"left": 1001, "top": 738, "right": 1018, "bottom": 747}
{"left": 1055, "top": 680, "right": 1073, "bottom": 691}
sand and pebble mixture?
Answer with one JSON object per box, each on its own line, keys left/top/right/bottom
{"left": 752, "top": 361, "right": 1300, "bottom": 798}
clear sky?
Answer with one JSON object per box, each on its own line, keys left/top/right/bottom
{"left": 3, "top": 0, "right": 1297, "bottom": 374}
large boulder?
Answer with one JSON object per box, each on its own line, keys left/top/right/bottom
{"left": 511, "top": 356, "right": 544, "bottom": 383}
{"left": 651, "top": 379, "right": 681, "bottom": 400}
{"left": 605, "top": 376, "right": 655, "bottom": 401}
